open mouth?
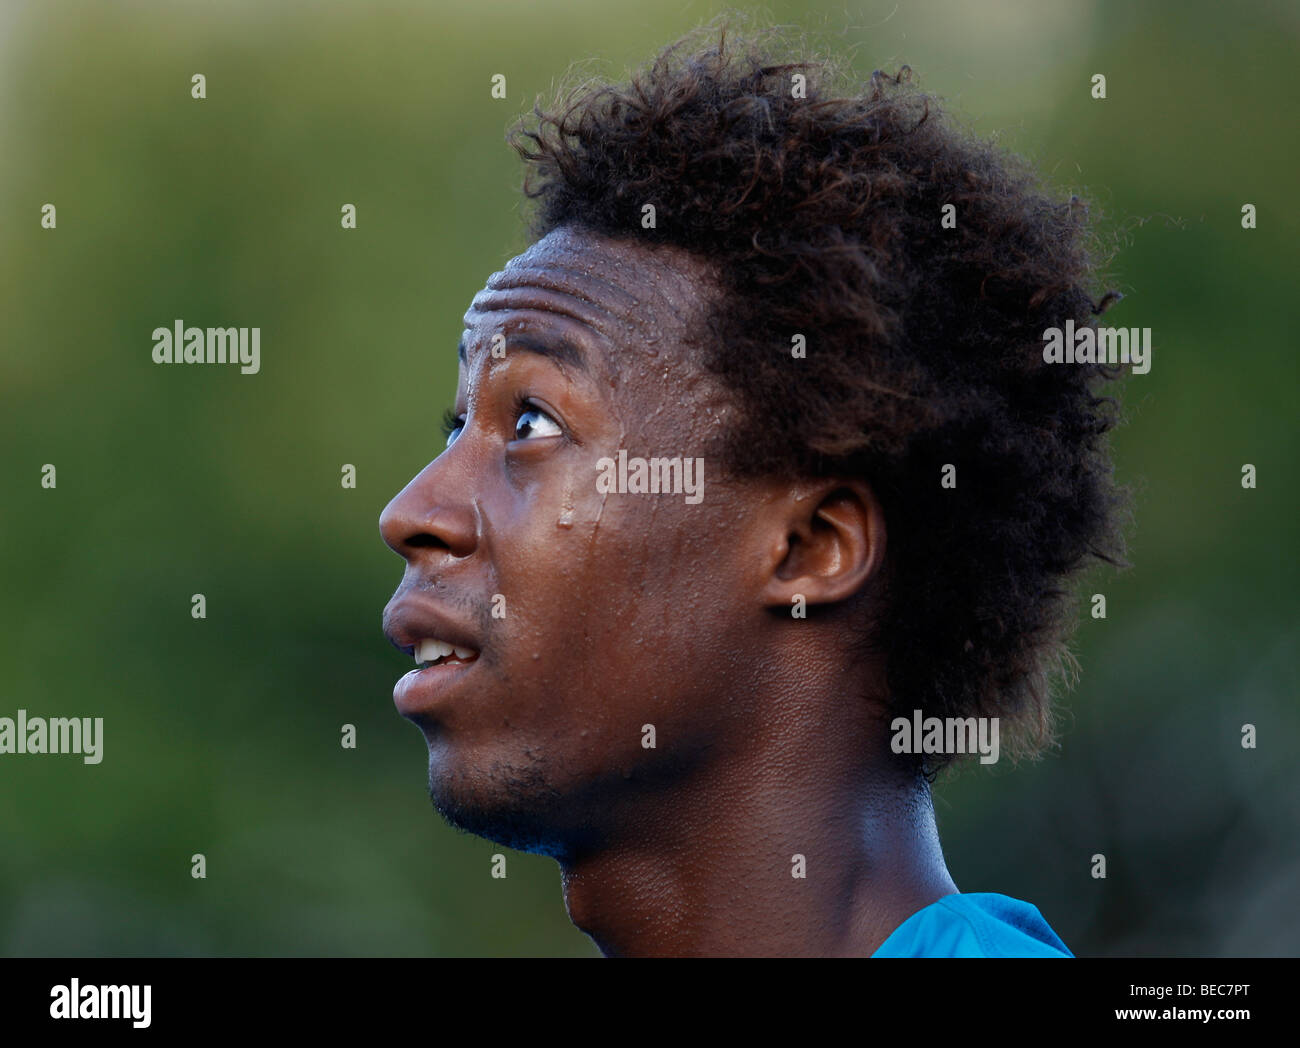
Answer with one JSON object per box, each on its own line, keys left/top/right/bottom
{"left": 414, "top": 638, "right": 481, "bottom": 669}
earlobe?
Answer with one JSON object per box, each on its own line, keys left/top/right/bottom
{"left": 763, "top": 480, "right": 886, "bottom": 609}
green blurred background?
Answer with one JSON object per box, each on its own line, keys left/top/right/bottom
{"left": 1, "top": 0, "right": 1296, "bottom": 956}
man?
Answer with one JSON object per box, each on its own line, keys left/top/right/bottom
{"left": 380, "top": 26, "right": 1124, "bottom": 957}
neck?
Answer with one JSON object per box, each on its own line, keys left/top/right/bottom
{"left": 558, "top": 690, "right": 958, "bottom": 957}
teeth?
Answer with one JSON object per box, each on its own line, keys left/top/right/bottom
{"left": 415, "top": 639, "right": 453, "bottom": 665}
{"left": 414, "top": 639, "right": 479, "bottom": 666}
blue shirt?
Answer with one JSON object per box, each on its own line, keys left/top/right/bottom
{"left": 872, "top": 892, "right": 1073, "bottom": 957}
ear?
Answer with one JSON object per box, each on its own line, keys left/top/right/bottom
{"left": 759, "top": 479, "right": 887, "bottom": 609}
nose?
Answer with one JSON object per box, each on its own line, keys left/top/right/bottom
{"left": 379, "top": 459, "right": 479, "bottom": 562}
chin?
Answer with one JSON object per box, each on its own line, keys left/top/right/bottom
{"left": 425, "top": 745, "right": 578, "bottom": 859}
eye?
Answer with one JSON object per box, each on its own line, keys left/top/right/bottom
{"left": 441, "top": 408, "right": 465, "bottom": 448}
{"left": 514, "top": 403, "right": 562, "bottom": 441}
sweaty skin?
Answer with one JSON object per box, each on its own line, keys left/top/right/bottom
{"left": 380, "top": 226, "right": 959, "bottom": 957}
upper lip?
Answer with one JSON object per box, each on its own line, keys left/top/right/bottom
{"left": 382, "top": 591, "right": 482, "bottom": 658}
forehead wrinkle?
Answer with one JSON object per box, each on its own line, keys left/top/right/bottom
{"left": 467, "top": 285, "right": 618, "bottom": 335}
{"left": 489, "top": 250, "right": 706, "bottom": 343}
{"left": 477, "top": 270, "right": 637, "bottom": 337}
{"left": 464, "top": 238, "right": 719, "bottom": 396}
{"left": 489, "top": 261, "right": 642, "bottom": 314}
{"left": 464, "top": 294, "right": 615, "bottom": 357}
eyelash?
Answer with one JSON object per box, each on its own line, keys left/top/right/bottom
{"left": 440, "top": 394, "right": 556, "bottom": 441}
{"left": 440, "top": 407, "right": 461, "bottom": 441}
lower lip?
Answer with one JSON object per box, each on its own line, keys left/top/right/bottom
{"left": 393, "top": 658, "right": 481, "bottom": 716}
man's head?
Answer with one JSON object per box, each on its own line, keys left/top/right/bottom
{"left": 380, "top": 27, "right": 1124, "bottom": 860}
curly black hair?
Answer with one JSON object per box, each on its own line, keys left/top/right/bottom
{"left": 508, "top": 22, "right": 1128, "bottom": 774}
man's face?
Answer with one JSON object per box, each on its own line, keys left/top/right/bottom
{"left": 380, "top": 227, "right": 775, "bottom": 858}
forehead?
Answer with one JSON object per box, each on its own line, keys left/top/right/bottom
{"left": 462, "top": 227, "right": 716, "bottom": 366}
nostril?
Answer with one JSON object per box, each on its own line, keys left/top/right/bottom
{"left": 382, "top": 498, "right": 478, "bottom": 559}
{"left": 407, "top": 533, "right": 451, "bottom": 549}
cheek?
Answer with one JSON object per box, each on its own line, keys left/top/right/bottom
{"left": 512, "top": 497, "right": 742, "bottom": 696}
{"left": 453, "top": 503, "right": 752, "bottom": 782}
{"left": 483, "top": 443, "right": 749, "bottom": 676}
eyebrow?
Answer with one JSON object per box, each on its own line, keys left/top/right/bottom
{"left": 459, "top": 332, "right": 588, "bottom": 373}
